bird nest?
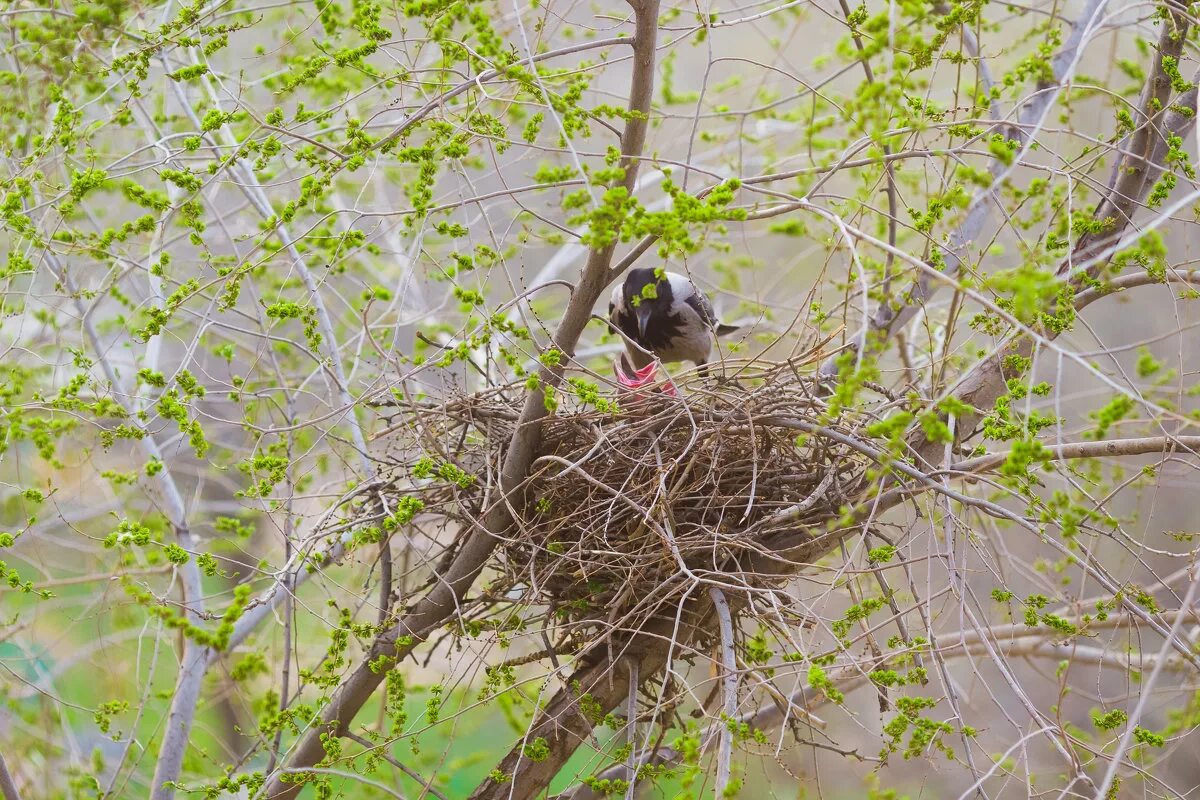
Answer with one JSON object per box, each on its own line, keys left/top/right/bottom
{"left": 374, "top": 360, "right": 896, "bottom": 630}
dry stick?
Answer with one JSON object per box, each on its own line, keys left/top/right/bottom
{"left": 259, "top": 3, "right": 662, "bottom": 797}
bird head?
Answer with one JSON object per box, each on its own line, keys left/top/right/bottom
{"left": 621, "top": 267, "right": 669, "bottom": 336}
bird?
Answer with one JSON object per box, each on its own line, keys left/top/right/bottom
{"left": 608, "top": 267, "right": 739, "bottom": 380}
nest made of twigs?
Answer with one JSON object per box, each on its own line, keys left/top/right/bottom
{"left": 375, "top": 359, "right": 895, "bottom": 629}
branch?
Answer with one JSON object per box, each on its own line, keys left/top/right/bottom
{"left": 468, "top": 645, "right": 671, "bottom": 800}
{"left": 908, "top": 32, "right": 1197, "bottom": 472}
{"left": 1095, "top": 572, "right": 1200, "bottom": 797}
{"left": 818, "top": 0, "right": 1111, "bottom": 377}
{"left": 342, "top": 733, "right": 450, "bottom": 800}
{"left": 555, "top": 607, "right": 1200, "bottom": 799}
{"left": 1073, "top": 268, "right": 1200, "bottom": 309}
{"left": 708, "top": 587, "right": 737, "bottom": 799}
{"left": 32, "top": 249, "right": 207, "bottom": 800}
{"left": 150, "top": 53, "right": 383, "bottom": 796}
{"left": 260, "top": 3, "right": 662, "bottom": 796}
{"left": 0, "top": 753, "right": 22, "bottom": 800}
{"left": 370, "top": 37, "right": 633, "bottom": 155}
{"left": 949, "top": 435, "right": 1200, "bottom": 474}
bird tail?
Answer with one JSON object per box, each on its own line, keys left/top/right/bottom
{"left": 715, "top": 323, "right": 740, "bottom": 337}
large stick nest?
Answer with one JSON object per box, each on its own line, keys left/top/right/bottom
{"left": 375, "top": 360, "right": 896, "bottom": 632}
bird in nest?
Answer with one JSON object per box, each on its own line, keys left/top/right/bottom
{"left": 608, "top": 267, "right": 739, "bottom": 393}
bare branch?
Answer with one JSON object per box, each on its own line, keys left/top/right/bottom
{"left": 950, "top": 435, "right": 1200, "bottom": 474}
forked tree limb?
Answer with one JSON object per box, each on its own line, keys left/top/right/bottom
{"left": 911, "top": 26, "right": 1195, "bottom": 471}
{"left": 817, "top": 0, "right": 1111, "bottom": 377}
{"left": 259, "top": 3, "right": 662, "bottom": 797}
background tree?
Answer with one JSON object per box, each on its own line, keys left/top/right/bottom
{"left": 2, "top": 0, "right": 1200, "bottom": 798}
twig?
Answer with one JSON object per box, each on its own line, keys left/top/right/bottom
{"left": 276, "top": 767, "right": 407, "bottom": 799}
{"left": 343, "top": 733, "right": 451, "bottom": 800}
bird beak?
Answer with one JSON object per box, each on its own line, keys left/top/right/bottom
{"left": 636, "top": 305, "right": 651, "bottom": 338}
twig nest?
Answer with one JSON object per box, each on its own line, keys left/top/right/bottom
{"left": 375, "top": 360, "right": 893, "bottom": 631}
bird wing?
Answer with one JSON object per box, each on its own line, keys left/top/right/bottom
{"left": 683, "top": 288, "right": 719, "bottom": 328}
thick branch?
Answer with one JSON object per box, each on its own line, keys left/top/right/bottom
{"left": 260, "top": 4, "right": 661, "bottom": 797}
{"left": 468, "top": 646, "right": 671, "bottom": 800}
